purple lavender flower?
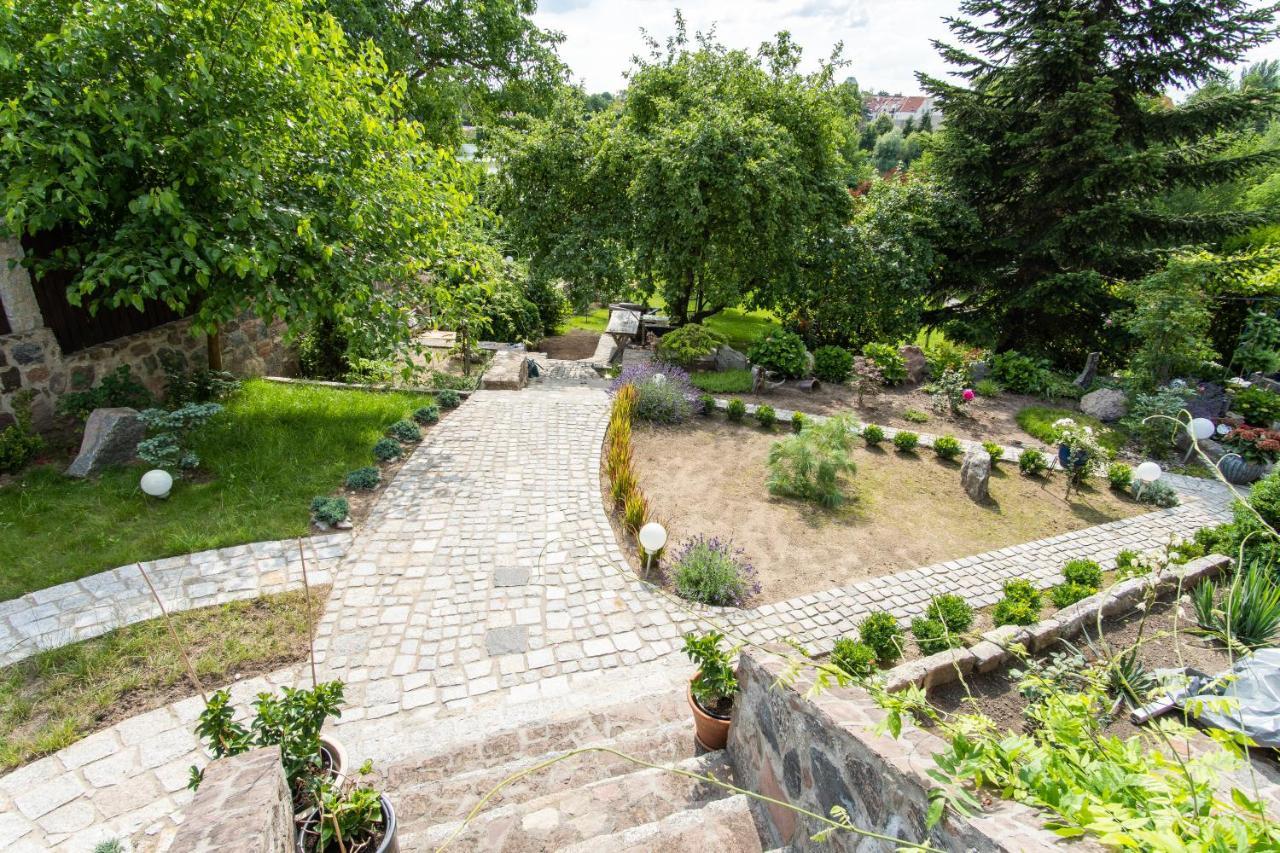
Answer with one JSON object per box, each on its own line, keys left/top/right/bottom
{"left": 665, "top": 534, "right": 760, "bottom": 607}
{"left": 610, "top": 361, "right": 699, "bottom": 423}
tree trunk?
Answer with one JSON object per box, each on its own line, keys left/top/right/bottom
{"left": 673, "top": 268, "right": 695, "bottom": 325}
{"left": 206, "top": 327, "right": 223, "bottom": 371}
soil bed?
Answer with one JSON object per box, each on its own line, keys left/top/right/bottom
{"left": 631, "top": 419, "right": 1142, "bottom": 606}
{"left": 537, "top": 330, "right": 601, "bottom": 360}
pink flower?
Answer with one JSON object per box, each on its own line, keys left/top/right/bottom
{"left": 962, "top": 389, "right": 975, "bottom": 402}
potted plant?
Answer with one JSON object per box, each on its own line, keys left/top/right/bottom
{"left": 1219, "top": 422, "right": 1280, "bottom": 483}
{"left": 683, "top": 631, "right": 739, "bottom": 750}
{"left": 1053, "top": 417, "right": 1108, "bottom": 480}
{"left": 297, "top": 761, "right": 399, "bottom": 853}
{"left": 189, "top": 681, "right": 347, "bottom": 812}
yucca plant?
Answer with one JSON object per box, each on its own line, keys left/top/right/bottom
{"left": 767, "top": 415, "right": 858, "bottom": 508}
{"left": 622, "top": 490, "right": 649, "bottom": 535}
{"left": 1195, "top": 562, "right": 1280, "bottom": 650}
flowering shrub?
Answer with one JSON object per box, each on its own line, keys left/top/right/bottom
{"left": 611, "top": 362, "right": 697, "bottom": 424}
{"left": 1221, "top": 422, "right": 1280, "bottom": 465}
{"left": 1053, "top": 417, "right": 1111, "bottom": 479}
{"left": 931, "top": 368, "right": 973, "bottom": 416}
{"left": 851, "top": 355, "right": 883, "bottom": 404}
{"left": 668, "top": 536, "right": 760, "bottom": 607}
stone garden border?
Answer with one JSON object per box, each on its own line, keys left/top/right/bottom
{"left": 879, "top": 553, "right": 1232, "bottom": 693}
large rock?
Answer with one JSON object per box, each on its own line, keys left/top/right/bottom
{"left": 960, "top": 446, "right": 991, "bottom": 502}
{"left": 65, "top": 407, "right": 145, "bottom": 478}
{"left": 1079, "top": 387, "right": 1128, "bottom": 422}
{"left": 715, "top": 344, "right": 749, "bottom": 372}
{"left": 900, "top": 345, "right": 927, "bottom": 384}
{"left": 969, "top": 360, "right": 990, "bottom": 383}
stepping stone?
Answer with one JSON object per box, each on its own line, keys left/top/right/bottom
{"left": 485, "top": 626, "right": 529, "bottom": 656}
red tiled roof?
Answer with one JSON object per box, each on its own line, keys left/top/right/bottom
{"left": 866, "top": 95, "right": 928, "bottom": 114}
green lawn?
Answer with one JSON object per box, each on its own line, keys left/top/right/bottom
{"left": 690, "top": 369, "right": 754, "bottom": 394}
{"left": 0, "top": 379, "right": 432, "bottom": 600}
{"left": 556, "top": 301, "right": 780, "bottom": 350}
{"left": 557, "top": 307, "right": 611, "bottom": 334}
{"left": 1015, "top": 406, "right": 1128, "bottom": 453}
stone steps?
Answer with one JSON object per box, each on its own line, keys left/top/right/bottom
{"left": 557, "top": 793, "right": 763, "bottom": 853}
{"left": 401, "top": 751, "right": 737, "bottom": 852}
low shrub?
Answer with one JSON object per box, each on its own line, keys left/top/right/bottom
{"left": 930, "top": 368, "right": 973, "bottom": 417}
{"left": 436, "top": 389, "right": 462, "bottom": 409}
{"left": 699, "top": 393, "right": 716, "bottom": 415}
{"left": 1231, "top": 385, "right": 1280, "bottom": 426}
{"left": 748, "top": 330, "right": 809, "bottom": 378}
{"left": 990, "top": 350, "right": 1053, "bottom": 396}
{"left": 669, "top": 536, "right": 760, "bottom": 607}
{"left": 1063, "top": 559, "right": 1103, "bottom": 588}
{"left": 56, "top": 364, "right": 154, "bottom": 421}
{"left": 1019, "top": 448, "right": 1047, "bottom": 476}
{"left": 655, "top": 323, "right": 725, "bottom": 367}
{"left": 831, "top": 637, "right": 877, "bottom": 679}
{"left": 613, "top": 363, "right": 697, "bottom": 424}
{"left": 926, "top": 594, "right": 974, "bottom": 634}
{"left": 690, "top": 369, "right": 754, "bottom": 394}
{"left": 345, "top": 467, "right": 380, "bottom": 490}
{"left": 413, "top": 405, "right": 440, "bottom": 425}
{"left": 993, "top": 578, "right": 1043, "bottom": 626}
{"left": 975, "top": 378, "right": 1002, "bottom": 397}
{"left": 0, "top": 390, "right": 43, "bottom": 474}
{"left": 1122, "top": 386, "right": 1193, "bottom": 457}
{"left": 858, "top": 612, "right": 904, "bottom": 666}
{"left": 727, "top": 398, "right": 747, "bottom": 422}
{"left": 767, "top": 415, "right": 859, "bottom": 508}
{"left": 136, "top": 403, "right": 222, "bottom": 470}
{"left": 791, "top": 411, "right": 806, "bottom": 433}
{"left": 862, "top": 424, "right": 885, "bottom": 445}
{"left": 1108, "top": 462, "right": 1133, "bottom": 491}
{"left": 310, "top": 496, "right": 349, "bottom": 526}
{"left": 1050, "top": 582, "right": 1096, "bottom": 608}
{"left": 388, "top": 419, "right": 422, "bottom": 443}
{"left": 903, "top": 408, "right": 929, "bottom": 423}
{"left": 923, "top": 337, "right": 972, "bottom": 378}
{"left": 911, "top": 617, "right": 961, "bottom": 655}
{"left": 893, "top": 431, "right": 919, "bottom": 452}
{"left": 934, "top": 435, "right": 963, "bottom": 460}
{"left": 372, "top": 438, "right": 402, "bottom": 462}
{"left": 813, "top": 346, "right": 854, "bottom": 383}
{"left": 1194, "top": 560, "right": 1280, "bottom": 649}
{"left": 861, "top": 342, "right": 907, "bottom": 385}
{"left": 1131, "top": 479, "right": 1179, "bottom": 507}
{"left": 755, "top": 405, "right": 777, "bottom": 429}
{"left": 1114, "top": 548, "right": 1147, "bottom": 579}
{"left": 982, "top": 441, "right": 1004, "bottom": 464}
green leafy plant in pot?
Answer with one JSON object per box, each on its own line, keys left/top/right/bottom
{"left": 297, "top": 760, "right": 400, "bottom": 853}
{"left": 682, "top": 631, "right": 739, "bottom": 750}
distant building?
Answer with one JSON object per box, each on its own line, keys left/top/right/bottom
{"left": 864, "top": 95, "right": 942, "bottom": 130}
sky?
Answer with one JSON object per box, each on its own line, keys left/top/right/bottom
{"left": 534, "top": 0, "right": 1280, "bottom": 96}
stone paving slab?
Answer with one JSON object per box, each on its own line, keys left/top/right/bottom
{"left": 0, "top": 534, "right": 350, "bottom": 667}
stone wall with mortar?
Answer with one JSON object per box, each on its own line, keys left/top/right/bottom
{"left": 0, "top": 239, "right": 294, "bottom": 428}
{"left": 168, "top": 746, "right": 292, "bottom": 853}
{"left": 728, "top": 650, "right": 1089, "bottom": 852}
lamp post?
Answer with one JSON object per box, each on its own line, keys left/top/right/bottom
{"left": 637, "top": 522, "right": 668, "bottom": 579}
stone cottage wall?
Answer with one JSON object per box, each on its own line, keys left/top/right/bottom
{"left": 727, "top": 650, "right": 1094, "bottom": 852}
{"left": 0, "top": 238, "right": 294, "bottom": 428}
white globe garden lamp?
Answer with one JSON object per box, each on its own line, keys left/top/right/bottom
{"left": 140, "top": 469, "right": 173, "bottom": 499}
{"left": 637, "top": 521, "right": 668, "bottom": 577}
{"left": 1190, "top": 418, "right": 1215, "bottom": 441}
{"left": 1133, "top": 461, "right": 1161, "bottom": 501}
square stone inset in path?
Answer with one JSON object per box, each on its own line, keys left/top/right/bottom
{"left": 485, "top": 626, "right": 529, "bottom": 656}
{"left": 493, "top": 567, "right": 531, "bottom": 588}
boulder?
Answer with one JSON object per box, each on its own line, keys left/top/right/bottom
{"left": 969, "top": 360, "right": 991, "bottom": 383}
{"left": 715, "top": 344, "right": 749, "bottom": 372}
{"left": 960, "top": 446, "right": 991, "bottom": 502}
{"left": 1186, "top": 381, "right": 1229, "bottom": 420}
{"left": 900, "top": 345, "right": 927, "bottom": 384}
{"left": 65, "top": 407, "right": 145, "bottom": 478}
{"left": 1079, "top": 387, "right": 1128, "bottom": 422}
{"left": 1073, "top": 351, "right": 1101, "bottom": 388}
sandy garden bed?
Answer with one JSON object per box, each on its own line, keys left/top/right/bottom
{"left": 630, "top": 419, "right": 1142, "bottom": 605}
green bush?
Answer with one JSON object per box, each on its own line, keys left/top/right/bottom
{"left": 990, "top": 350, "right": 1053, "bottom": 396}
{"left": 1114, "top": 549, "right": 1145, "bottom": 578}
{"left": 1122, "top": 387, "right": 1193, "bottom": 456}
{"left": 309, "top": 495, "right": 349, "bottom": 526}
{"left": 755, "top": 405, "right": 777, "bottom": 429}
{"left": 1233, "top": 311, "right": 1280, "bottom": 376}
{"left": 975, "top": 378, "right": 1002, "bottom": 397}
{"left": 56, "top": 365, "right": 154, "bottom": 421}
{"left": 436, "top": 389, "right": 462, "bottom": 409}
{"left": 926, "top": 593, "right": 974, "bottom": 633}
{"left": 1063, "top": 559, "right": 1103, "bottom": 588}
{"left": 344, "top": 466, "right": 380, "bottom": 490}
{"left": 699, "top": 393, "right": 716, "bottom": 415}
{"left": 670, "top": 536, "right": 759, "bottom": 607}
{"left": 690, "top": 369, "right": 754, "bottom": 394}
{"left": 1131, "top": 478, "right": 1179, "bottom": 508}
{"left": 893, "top": 430, "right": 919, "bottom": 452}
{"left": 911, "top": 617, "right": 961, "bottom": 655}
{"left": 1231, "top": 386, "right": 1280, "bottom": 425}
{"left": 934, "top": 435, "right": 963, "bottom": 460}
{"left": 1194, "top": 560, "right": 1280, "bottom": 650}
{"left": 980, "top": 441, "right": 1002, "bottom": 464}
{"left": 862, "top": 424, "right": 885, "bottom": 445}
{"left": 1107, "top": 462, "right": 1133, "bottom": 491}
{"left": 993, "top": 578, "right": 1043, "bottom": 626}
{"left": 136, "top": 403, "right": 222, "bottom": 470}
{"left": 1050, "top": 582, "right": 1096, "bottom": 608}
{"left": 748, "top": 330, "right": 809, "bottom": 378}
{"left": 412, "top": 404, "right": 440, "bottom": 425}
{"left": 791, "top": 411, "right": 806, "bottom": 433}
{"left": 924, "top": 337, "right": 971, "bottom": 378}
{"left": 655, "top": 323, "right": 725, "bottom": 367}
{"left": 767, "top": 415, "right": 859, "bottom": 508}
{"left": 1003, "top": 578, "right": 1043, "bottom": 606}
{"left": 1019, "top": 447, "right": 1047, "bottom": 476}
{"left": 632, "top": 370, "right": 696, "bottom": 424}
{"left": 831, "top": 637, "right": 878, "bottom": 679}
{"left": 861, "top": 343, "right": 907, "bottom": 385}
{"left": 903, "top": 408, "right": 929, "bottom": 423}
{"left": 812, "top": 346, "right": 854, "bottom": 383}
{"left": 372, "top": 437, "right": 402, "bottom": 462}
{"left": 727, "top": 398, "right": 747, "bottom": 422}
{"left": 858, "top": 612, "right": 904, "bottom": 666}
{"left": 0, "top": 390, "right": 44, "bottom": 474}
{"left": 387, "top": 419, "right": 421, "bottom": 443}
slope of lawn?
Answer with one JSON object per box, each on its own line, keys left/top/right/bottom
{"left": 557, "top": 301, "right": 780, "bottom": 350}
{"left": 1016, "top": 405, "right": 1128, "bottom": 453}
{"left": 0, "top": 379, "right": 432, "bottom": 600}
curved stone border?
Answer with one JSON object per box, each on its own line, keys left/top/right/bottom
{"left": 0, "top": 533, "right": 351, "bottom": 667}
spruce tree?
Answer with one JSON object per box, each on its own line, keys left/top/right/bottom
{"left": 922, "top": 0, "right": 1280, "bottom": 365}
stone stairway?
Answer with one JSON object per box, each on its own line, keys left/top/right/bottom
{"left": 382, "top": 690, "right": 764, "bottom": 852}
{"left": 528, "top": 353, "right": 611, "bottom": 388}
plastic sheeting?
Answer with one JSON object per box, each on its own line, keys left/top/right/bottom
{"left": 1136, "top": 649, "right": 1280, "bottom": 747}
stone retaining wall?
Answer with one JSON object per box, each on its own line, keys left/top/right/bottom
{"left": 169, "top": 746, "right": 292, "bottom": 853}
{"left": 728, "top": 650, "right": 1094, "bottom": 852}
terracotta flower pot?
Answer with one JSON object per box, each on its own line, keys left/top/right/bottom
{"left": 688, "top": 674, "right": 732, "bottom": 751}
{"left": 297, "top": 794, "right": 399, "bottom": 853}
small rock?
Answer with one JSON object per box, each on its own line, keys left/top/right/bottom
{"left": 1073, "top": 351, "right": 1101, "bottom": 388}
{"left": 65, "top": 407, "right": 146, "bottom": 478}
{"left": 960, "top": 446, "right": 991, "bottom": 502}
{"left": 900, "top": 345, "right": 927, "bottom": 384}
{"left": 969, "top": 360, "right": 990, "bottom": 382}
{"left": 1079, "top": 387, "right": 1128, "bottom": 422}
{"left": 715, "top": 345, "right": 749, "bottom": 372}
